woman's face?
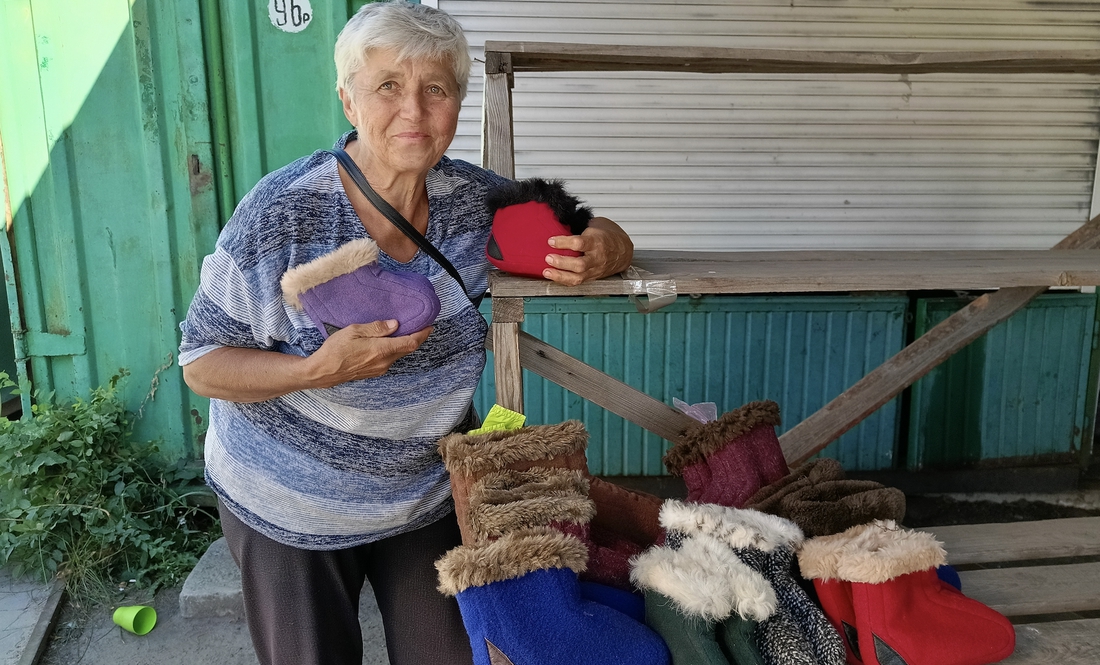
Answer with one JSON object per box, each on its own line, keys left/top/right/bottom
{"left": 341, "top": 48, "right": 461, "bottom": 178}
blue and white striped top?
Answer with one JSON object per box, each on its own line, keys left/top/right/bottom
{"left": 179, "top": 133, "right": 508, "bottom": 549}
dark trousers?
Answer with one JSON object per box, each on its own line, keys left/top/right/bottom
{"left": 218, "top": 501, "right": 474, "bottom": 665}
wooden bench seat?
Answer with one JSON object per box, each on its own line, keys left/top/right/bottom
{"left": 488, "top": 249, "right": 1100, "bottom": 297}
{"left": 922, "top": 517, "right": 1100, "bottom": 664}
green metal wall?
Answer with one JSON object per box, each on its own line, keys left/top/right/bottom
{"left": 475, "top": 295, "right": 910, "bottom": 475}
{"left": 0, "top": 0, "right": 219, "bottom": 460}
{"left": 908, "top": 293, "right": 1098, "bottom": 470}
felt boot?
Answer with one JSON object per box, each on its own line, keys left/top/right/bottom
{"left": 435, "top": 527, "right": 671, "bottom": 665}
{"left": 631, "top": 508, "right": 775, "bottom": 665}
{"left": 779, "top": 480, "right": 906, "bottom": 537}
{"left": 663, "top": 401, "right": 789, "bottom": 508}
{"left": 799, "top": 521, "right": 973, "bottom": 665}
{"left": 466, "top": 467, "right": 595, "bottom": 541}
{"left": 466, "top": 466, "right": 626, "bottom": 589}
{"left": 440, "top": 421, "right": 663, "bottom": 588}
{"left": 439, "top": 421, "right": 590, "bottom": 545}
{"left": 662, "top": 500, "right": 846, "bottom": 665}
{"left": 744, "top": 458, "right": 846, "bottom": 514}
{"left": 835, "top": 522, "right": 1016, "bottom": 665}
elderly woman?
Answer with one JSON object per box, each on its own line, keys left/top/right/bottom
{"left": 178, "top": 2, "right": 632, "bottom": 665}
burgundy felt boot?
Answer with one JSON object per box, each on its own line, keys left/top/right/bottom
{"left": 663, "top": 401, "right": 789, "bottom": 508}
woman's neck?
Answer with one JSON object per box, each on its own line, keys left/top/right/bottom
{"left": 345, "top": 138, "right": 429, "bottom": 220}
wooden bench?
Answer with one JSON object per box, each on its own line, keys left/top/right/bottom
{"left": 926, "top": 516, "right": 1100, "bottom": 663}
{"left": 480, "top": 41, "right": 1100, "bottom": 466}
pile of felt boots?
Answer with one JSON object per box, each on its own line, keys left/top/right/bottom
{"left": 435, "top": 420, "right": 671, "bottom": 665}
{"left": 649, "top": 399, "right": 1014, "bottom": 665}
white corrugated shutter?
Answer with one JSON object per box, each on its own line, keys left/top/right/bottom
{"left": 439, "top": 0, "right": 1100, "bottom": 251}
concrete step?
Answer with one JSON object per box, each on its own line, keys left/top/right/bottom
{"left": 179, "top": 538, "right": 243, "bottom": 620}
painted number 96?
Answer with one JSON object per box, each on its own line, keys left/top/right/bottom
{"left": 269, "top": 0, "right": 313, "bottom": 33}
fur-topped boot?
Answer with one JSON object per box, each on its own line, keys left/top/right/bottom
{"left": 439, "top": 421, "right": 590, "bottom": 545}
{"left": 439, "top": 421, "right": 663, "bottom": 588}
{"left": 799, "top": 521, "right": 1015, "bottom": 665}
{"left": 280, "top": 237, "right": 439, "bottom": 337}
{"left": 744, "top": 459, "right": 846, "bottom": 514}
{"left": 662, "top": 401, "right": 789, "bottom": 508}
{"left": 436, "top": 527, "right": 670, "bottom": 665}
{"left": 662, "top": 500, "right": 846, "bottom": 665}
{"left": 745, "top": 458, "right": 906, "bottom": 538}
{"left": 631, "top": 502, "right": 776, "bottom": 665}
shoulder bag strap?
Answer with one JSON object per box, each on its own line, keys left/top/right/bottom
{"left": 327, "top": 147, "right": 483, "bottom": 308}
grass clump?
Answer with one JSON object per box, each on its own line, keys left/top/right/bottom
{"left": 0, "top": 371, "right": 219, "bottom": 604}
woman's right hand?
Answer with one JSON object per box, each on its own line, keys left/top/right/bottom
{"left": 304, "top": 319, "right": 433, "bottom": 388}
{"left": 182, "top": 320, "right": 432, "bottom": 403}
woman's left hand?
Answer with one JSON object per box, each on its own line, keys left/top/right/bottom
{"left": 542, "top": 216, "right": 634, "bottom": 286}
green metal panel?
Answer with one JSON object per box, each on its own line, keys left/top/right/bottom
{"left": 0, "top": 0, "right": 220, "bottom": 461}
{"left": 475, "top": 295, "right": 909, "bottom": 475}
{"left": 908, "top": 292, "right": 1097, "bottom": 470}
{"left": 217, "top": 0, "right": 352, "bottom": 204}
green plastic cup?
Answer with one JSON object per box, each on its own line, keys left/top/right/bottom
{"left": 112, "top": 605, "right": 157, "bottom": 635}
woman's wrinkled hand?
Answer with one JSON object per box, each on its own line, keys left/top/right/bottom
{"left": 542, "top": 216, "right": 634, "bottom": 286}
{"left": 304, "top": 320, "right": 433, "bottom": 388}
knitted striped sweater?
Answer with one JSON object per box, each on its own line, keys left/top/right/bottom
{"left": 179, "top": 134, "right": 507, "bottom": 549}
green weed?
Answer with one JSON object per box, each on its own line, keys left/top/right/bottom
{"left": 0, "top": 371, "right": 219, "bottom": 604}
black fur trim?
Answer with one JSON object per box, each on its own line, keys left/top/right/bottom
{"left": 485, "top": 178, "right": 593, "bottom": 235}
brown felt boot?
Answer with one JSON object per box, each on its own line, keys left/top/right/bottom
{"left": 778, "top": 480, "right": 907, "bottom": 538}
{"left": 744, "top": 458, "right": 846, "bottom": 514}
{"left": 439, "top": 421, "right": 589, "bottom": 544}
{"left": 439, "top": 421, "right": 664, "bottom": 588}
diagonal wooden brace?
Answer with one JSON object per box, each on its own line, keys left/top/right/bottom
{"left": 780, "top": 214, "right": 1100, "bottom": 466}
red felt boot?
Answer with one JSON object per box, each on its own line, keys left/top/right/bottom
{"left": 663, "top": 401, "right": 788, "bottom": 507}
{"left": 835, "top": 523, "right": 1015, "bottom": 665}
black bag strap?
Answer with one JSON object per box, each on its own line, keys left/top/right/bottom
{"left": 327, "top": 145, "right": 483, "bottom": 309}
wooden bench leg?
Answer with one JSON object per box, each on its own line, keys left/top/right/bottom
{"left": 490, "top": 297, "right": 525, "bottom": 413}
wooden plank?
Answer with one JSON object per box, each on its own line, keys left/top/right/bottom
{"left": 481, "top": 51, "right": 514, "bottom": 178}
{"left": 780, "top": 215, "right": 1100, "bottom": 465}
{"left": 488, "top": 249, "right": 1100, "bottom": 298}
{"left": 491, "top": 322, "right": 523, "bottom": 413}
{"left": 1005, "top": 619, "right": 1100, "bottom": 665}
{"left": 485, "top": 41, "right": 1100, "bottom": 75}
{"left": 959, "top": 561, "right": 1100, "bottom": 617}
{"left": 486, "top": 330, "right": 698, "bottom": 443}
{"left": 924, "top": 517, "right": 1100, "bottom": 566}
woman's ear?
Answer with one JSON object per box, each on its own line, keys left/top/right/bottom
{"left": 338, "top": 87, "right": 358, "bottom": 127}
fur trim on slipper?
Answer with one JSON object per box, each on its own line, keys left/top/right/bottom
{"left": 659, "top": 499, "right": 804, "bottom": 552}
{"left": 631, "top": 536, "right": 777, "bottom": 622}
{"left": 469, "top": 468, "right": 593, "bottom": 539}
{"left": 435, "top": 527, "right": 588, "bottom": 596}
{"left": 485, "top": 178, "right": 593, "bottom": 235}
{"left": 663, "top": 400, "right": 781, "bottom": 475}
{"left": 438, "top": 421, "right": 589, "bottom": 475}
{"left": 831, "top": 520, "right": 947, "bottom": 584}
{"left": 796, "top": 523, "right": 867, "bottom": 581}
{"left": 280, "top": 238, "right": 379, "bottom": 310}
{"left": 472, "top": 468, "right": 590, "bottom": 505}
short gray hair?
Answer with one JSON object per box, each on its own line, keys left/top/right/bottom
{"left": 335, "top": 1, "right": 471, "bottom": 101}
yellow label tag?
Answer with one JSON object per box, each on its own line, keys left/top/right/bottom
{"left": 465, "top": 404, "right": 526, "bottom": 435}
